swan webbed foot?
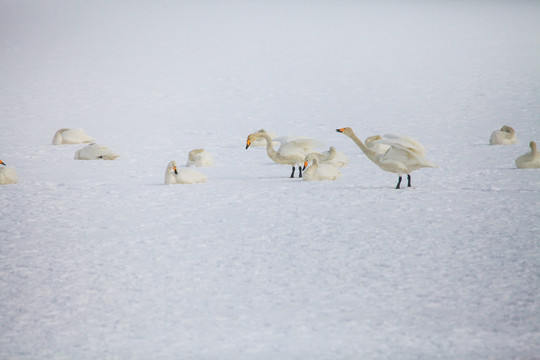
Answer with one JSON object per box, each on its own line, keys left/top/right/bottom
{"left": 407, "top": 174, "right": 411, "bottom": 187}
{"left": 395, "top": 176, "right": 402, "bottom": 189}
{"left": 290, "top": 166, "right": 295, "bottom": 178}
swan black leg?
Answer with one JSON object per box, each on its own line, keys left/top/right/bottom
{"left": 299, "top": 165, "right": 303, "bottom": 178}
{"left": 407, "top": 174, "right": 412, "bottom": 187}
{"left": 396, "top": 176, "right": 402, "bottom": 189}
{"left": 290, "top": 166, "right": 295, "bottom": 178}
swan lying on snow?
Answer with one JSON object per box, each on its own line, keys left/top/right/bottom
{"left": 337, "top": 127, "right": 437, "bottom": 189}
{"left": 489, "top": 125, "right": 517, "bottom": 145}
{"left": 74, "top": 143, "right": 120, "bottom": 160}
{"left": 303, "top": 146, "right": 348, "bottom": 170}
{"left": 186, "top": 149, "right": 213, "bottom": 167}
{"left": 245, "top": 129, "right": 322, "bottom": 178}
{"left": 52, "top": 128, "right": 95, "bottom": 145}
{"left": 0, "top": 159, "right": 18, "bottom": 185}
{"left": 515, "top": 141, "right": 540, "bottom": 169}
{"left": 165, "top": 160, "right": 207, "bottom": 184}
{"left": 303, "top": 157, "right": 341, "bottom": 181}
{"left": 248, "top": 129, "right": 280, "bottom": 147}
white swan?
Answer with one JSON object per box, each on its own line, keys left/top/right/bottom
{"left": 365, "top": 135, "right": 391, "bottom": 156}
{"left": 337, "top": 127, "right": 437, "bottom": 189}
{"left": 303, "top": 157, "right": 341, "bottom": 181}
{"left": 186, "top": 149, "right": 213, "bottom": 167}
{"left": 52, "top": 128, "right": 95, "bottom": 145}
{"left": 515, "top": 141, "right": 540, "bottom": 169}
{"left": 165, "top": 160, "right": 207, "bottom": 184}
{"left": 0, "top": 159, "right": 18, "bottom": 185}
{"left": 248, "top": 129, "right": 280, "bottom": 147}
{"left": 74, "top": 143, "right": 120, "bottom": 160}
{"left": 245, "top": 129, "right": 322, "bottom": 178}
{"left": 303, "top": 146, "right": 348, "bottom": 170}
{"left": 489, "top": 125, "right": 517, "bottom": 145}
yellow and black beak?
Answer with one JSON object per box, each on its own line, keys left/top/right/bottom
{"left": 0, "top": 160, "right": 6, "bottom": 166}
{"left": 173, "top": 165, "right": 178, "bottom": 175}
{"left": 303, "top": 161, "right": 308, "bottom": 170}
{"left": 336, "top": 128, "right": 344, "bottom": 133}
{"left": 245, "top": 139, "right": 251, "bottom": 149}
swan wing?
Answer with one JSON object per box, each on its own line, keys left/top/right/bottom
{"left": 380, "top": 134, "right": 426, "bottom": 157}
{"left": 275, "top": 136, "right": 323, "bottom": 155}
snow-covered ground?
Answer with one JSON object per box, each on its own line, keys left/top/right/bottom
{"left": 1, "top": 0, "right": 539, "bottom": 358}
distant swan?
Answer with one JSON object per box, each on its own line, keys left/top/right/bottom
{"left": 489, "top": 125, "right": 517, "bottom": 145}
{"left": 303, "top": 146, "right": 348, "bottom": 170}
{"left": 74, "top": 143, "right": 120, "bottom": 160}
{"left": 186, "top": 149, "right": 213, "bottom": 167}
{"left": 52, "top": 128, "right": 94, "bottom": 145}
{"left": 0, "top": 159, "right": 18, "bottom": 185}
{"left": 303, "top": 157, "right": 341, "bottom": 181}
{"left": 337, "top": 127, "right": 437, "bottom": 189}
{"left": 245, "top": 129, "right": 322, "bottom": 178}
{"left": 515, "top": 141, "right": 540, "bottom": 169}
{"left": 165, "top": 160, "right": 207, "bottom": 184}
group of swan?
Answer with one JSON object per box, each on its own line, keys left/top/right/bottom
{"left": 489, "top": 125, "right": 539, "bottom": 169}
{"left": 245, "top": 129, "right": 325, "bottom": 178}
{"left": 52, "top": 128, "right": 120, "bottom": 161}
{"left": 0, "top": 159, "right": 18, "bottom": 185}
{"left": 2, "top": 125, "right": 537, "bottom": 187}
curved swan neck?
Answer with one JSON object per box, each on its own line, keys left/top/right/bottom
{"left": 259, "top": 132, "right": 278, "bottom": 160}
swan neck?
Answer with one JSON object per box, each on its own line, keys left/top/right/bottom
{"left": 261, "top": 132, "right": 278, "bottom": 160}
{"left": 531, "top": 142, "right": 537, "bottom": 155}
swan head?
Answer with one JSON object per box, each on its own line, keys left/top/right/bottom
{"left": 0, "top": 159, "right": 6, "bottom": 166}
{"left": 246, "top": 132, "right": 264, "bottom": 149}
{"left": 336, "top": 127, "right": 354, "bottom": 137}
{"left": 531, "top": 141, "right": 537, "bottom": 151}
{"left": 500, "top": 125, "right": 515, "bottom": 135}
{"left": 167, "top": 161, "right": 178, "bottom": 175}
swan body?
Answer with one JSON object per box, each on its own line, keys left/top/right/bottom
{"left": 249, "top": 129, "right": 280, "bottom": 147}
{"left": 186, "top": 149, "right": 213, "bottom": 167}
{"left": 365, "top": 135, "right": 391, "bottom": 156}
{"left": 336, "top": 127, "right": 436, "bottom": 189}
{"left": 74, "top": 143, "right": 120, "bottom": 160}
{"left": 515, "top": 141, "right": 540, "bottom": 169}
{"left": 0, "top": 160, "right": 18, "bottom": 185}
{"left": 489, "top": 125, "right": 517, "bottom": 145}
{"left": 165, "top": 160, "right": 207, "bottom": 184}
{"left": 246, "top": 129, "right": 322, "bottom": 178}
{"left": 52, "top": 128, "right": 95, "bottom": 145}
{"left": 304, "top": 146, "right": 349, "bottom": 169}
{"left": 303, "top": 157, "right": 341, "bottom": 181}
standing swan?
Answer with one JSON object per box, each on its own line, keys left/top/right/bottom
{"left": 186, "top": 149, "right": 213, "bottom": 167}
{"left": 515, "top": 141, "right": 540, "bottom": 169}
{"left": 74, "top": 143, "right": 120, "bottom": 160}
{"left": 489, "top": 125, "right": 517, "bottom": 145}
{"left": 0, "top": 159, "right": 18, "bottom": 185}
{"left": 165, "top": 160, "right": 207, "bottom": 184}
{"left": 52, "top": 128, "right": 95, "bottom": 145}
{"left": 336, "top": 127, "right": 437, "bottom": 189}
{"left": 303, "top": 157, "right": 341, "bottom": 181}
{"left": 245, "top": 129, "right": 322, "bottom": 178}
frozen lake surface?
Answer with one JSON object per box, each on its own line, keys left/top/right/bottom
{"left": 1, "top": 1, "right": 539, "bottom": 358}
